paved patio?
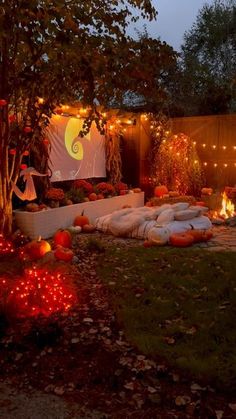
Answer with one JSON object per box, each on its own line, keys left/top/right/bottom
{"left": 196, "top": 225, "right": 236, "bottom": 251}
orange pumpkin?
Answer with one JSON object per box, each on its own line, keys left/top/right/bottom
{"left": 54, "top": 246, "right": 74, "bottom": 262}
{"left": 53, "top": 229, "right": 72, "bottom": 248}
{"left": 82, "top": 224, "right": 96, "bottom": 233}
{"left": 201, "top": 230, "right": 213, "bottom": 242}
{"left": 169, "top": 232, "right": 194, "bottom": 247}
{"left": 89, "top": 192, "right": 97, "bottom": 201}
{"left": 74, "top": 212, "right": 89, "bottom": 227}
{"left": 154, "top": 185, "right": 168, "bottom": 198}
{"left": 186, "top": 229, "right": 213, "bottom": 243}
{"left": 195, "top": 201, "right": 206, "bottom": 207}
{"left": 201, "top": 187, "right": 213, "bottom": 196}
{"left": 25, "top": 238, "right": 51, "bottom": 260}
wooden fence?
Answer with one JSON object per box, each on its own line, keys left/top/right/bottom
{"left": 122, "top": 113, "right": 236, "bottom": 194}
{"left": 171, "top": 114, "right": 236, "bottom": 189}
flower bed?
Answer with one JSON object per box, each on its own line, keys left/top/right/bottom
{"left": 14, "top": 192, "right": 144, "bottom": 239}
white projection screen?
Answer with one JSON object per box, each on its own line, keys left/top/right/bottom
{"left": 47, "top": 115, "right": 106, "bottom": 181}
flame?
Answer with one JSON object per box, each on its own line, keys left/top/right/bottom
{"left": 219, "top": 192, "right": 235, "bottom": 218}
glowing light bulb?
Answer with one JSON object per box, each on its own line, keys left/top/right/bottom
{"left": 222, "top": 146, "right": 226, "bottom": 150}
{"left": 38, "top": 97, "right": 44, "bottom": 104}
{"left": 193, "top": 141, "right": 196, "bottom": 146}
{"left": 224, "top": 163, "right": 228, "bottom": 167}
{"left": 203, "top": 162, "right": 207, "bottom": 166}
{"left": 214, "top": 163, "right": 218, "bottom": 167}
{"left": 202, "top": 144, "right": 206, "bottom": 148}
{"left": 212, "top": 145, "right": 216, "bottom": 149}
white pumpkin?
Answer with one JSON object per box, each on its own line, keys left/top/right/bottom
{"left": 67, "top": 225, "right": 82, "bottom": 234}
{"left": 147, "top": 226, "right": 171, "bottom": 245}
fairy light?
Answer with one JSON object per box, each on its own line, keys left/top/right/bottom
{"left": 214, "top": 163, "right": 218, "bottom": 167}
{"left": 193, "top": 141, "right": 196, "bottom": 146}
{"left": 212, "top": 145, "right": 216, "bottom": 149}
{"left": 194, "top": 160, "right": 198, "bottom": 164}
{"left": 222, "top": 146, "right": 227, "bottom": 150}
{"left": 0, "top": 234, "right": 14, "bottom": 255}
{"left": 203, "top": 162, "right": 208, "bottom": 166}
{"left": 202, "top": 143, "right": 206, "bottom": 148}
{"left": 6, "top": 267, "right": 77, "bottom": 318}
{"left": 234, "top": 146, "right": 236, "bottom": 150}
{"left": 224, "top": 163, "right": 228, "bottom": 167}
{"left": 37, "top": 97, "right": 44, "bottom": 104}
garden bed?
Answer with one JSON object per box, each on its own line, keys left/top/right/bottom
{"left": 14, "top": 192, "right": 144, "bottom": 239}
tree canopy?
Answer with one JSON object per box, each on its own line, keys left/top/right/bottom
{"left": 171, "top": 0, "right": 236, "bottom": 116}
{"left": 0, "top": 0, "right": 177, "bottom": 234}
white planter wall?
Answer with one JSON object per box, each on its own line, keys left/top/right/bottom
{"left": 14, "top": 192, "right": 144, "bottom": 239}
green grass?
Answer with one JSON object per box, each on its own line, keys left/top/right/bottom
{"left": 97, "top": 245, "right": 236, "bottom": 391}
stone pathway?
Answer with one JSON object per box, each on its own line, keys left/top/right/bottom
{"left": 196, "top": 226, "right": 236, "bottom": 251}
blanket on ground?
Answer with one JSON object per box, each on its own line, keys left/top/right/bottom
{"left": 95, "top": 203, "right": 212, "bottom": 244}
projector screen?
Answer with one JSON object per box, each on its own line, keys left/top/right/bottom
{"left": 47, "top": 115, "right": 106, "bottom": 182}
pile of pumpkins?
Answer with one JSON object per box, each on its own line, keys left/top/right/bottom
{"left": 144, "top": 228, "right": 213, "bottom": 248}
{"left": 21, "top": 213, "right": 96, "bottom": 263}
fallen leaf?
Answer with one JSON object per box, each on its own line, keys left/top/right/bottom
{"left": 229, "top": 403, "right": 236, "bottom": 412}
{"left": 175, "top": 395, "right": 191, "bottom": 406}
{"left": 215, "top": 411, "right": 224, "bottom": 419}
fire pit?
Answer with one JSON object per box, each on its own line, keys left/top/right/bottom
{"left": 208, "top": 191, "right": 236, "bottom": 226}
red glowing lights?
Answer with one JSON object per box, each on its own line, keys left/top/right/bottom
{"left": 6, "top": 267, "right": 77, "bottom": 318}
{"left": 0, "top": 234, "right": 14, "bottom": 255}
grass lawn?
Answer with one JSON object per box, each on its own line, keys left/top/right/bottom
{"left": 97, "top": 245, "right": 236, "bottom": 392}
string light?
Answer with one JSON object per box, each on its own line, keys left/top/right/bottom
{"left": 203, "top": 162, "right": 207, "bottom": 166}
{"left": 37, "top": 97, "right": 44, "bottom": 104}
{"left": 214, "top": 163, "right": 218, "bottom": 167}
{"left": 212, "top": 145, "right": 216, "bottom": 149}
{"left": 202, "top": 143, "right": 206, "bottom": 148}
{"left": 0, "top": 234, "right": 14, "bottom": 255}
{"left": 6, "top": 267, "right": 77, "bottom": 318}
{"left": 222, "top": 146, "right": 227, "bottom": 150}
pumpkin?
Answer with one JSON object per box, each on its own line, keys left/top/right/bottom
{"left": 148, "top": 226, "right": 170, "bottom": 245}
{"left": 74, "top": 212, "right": 89, "bottom": 227}
{"left": 53, "top": 229, "right": 72, "bottom": 248}
{"left": 67, "top": 225, "right": 82, "bottom": 234}
{"left": 89, "top": 192, "right": 97, "bottom": 201}
{"left": 201, "top": 187, "right": 213, "bottom": 196}
{"left": 201, "top": 230, "right": 213, "bottom": 242}
{"left": 54, "top": 246, "right": 74, "bottom": 262}
{"left": 25, "top": 203, "right": 40, "bottom": 212}
{"left": 132, "top": 188, "right": 142, "bottom": 193}
{"left": 25, "top": 238, "right": 51, "bottom": 260}
{"left": 82, "top": 224, "right": 96, "bottom": 233}
{"left": 154, "top": 185, "right": 169, "bottom": 198}
{"left": 186, "top": 229, "right": 213, "bottom": 243}
{"left": 195, "top": 201, "right": 206, "bottom": 207}
{"left": 169, "top": 232, "right": 194, "bottom": 247}
{"left": 169, "top": 191, "right": 179, "bottom": 198}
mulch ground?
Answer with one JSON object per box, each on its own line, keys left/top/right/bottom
{"left": 0, "top": 233, "right": 236, "bottom": 418}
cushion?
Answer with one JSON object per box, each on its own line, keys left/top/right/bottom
{"left": 172, "top": 202, "right": 190, "bottom": 212}
{"left": 156, "top": 209, "right": 175, "bottom": 224}
{"left": 174, "top": 209, "right": 200, "bottom": 221}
